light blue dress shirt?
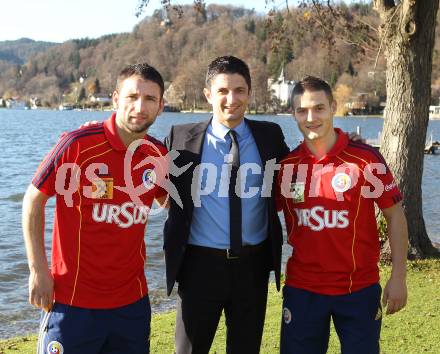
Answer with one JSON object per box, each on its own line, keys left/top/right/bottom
{"left": 188, "top": 118, "right": 268, "bottom": 248}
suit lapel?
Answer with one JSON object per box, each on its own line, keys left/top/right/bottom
{"left": 183, "top": 119, "right": 211, "bottom": 164}
{"left": 182, "top": 119, "right": 210, "bottom": 216}
{"left": 246, "top": 118, "right": 271, "bottom": 164}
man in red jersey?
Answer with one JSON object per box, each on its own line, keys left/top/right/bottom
{"left": 277, "top": 76, "right": 408, "bottom": 354}
{"left": 22, "top": 63, "right": 167, "bottom": 354}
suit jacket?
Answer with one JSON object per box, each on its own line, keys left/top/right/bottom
{"left": 164, "top": 118, "right": 290, "bottom": 295}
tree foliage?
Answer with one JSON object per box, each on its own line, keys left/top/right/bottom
{"left": 0, "top": 2, "right": 439, "bottom": 121}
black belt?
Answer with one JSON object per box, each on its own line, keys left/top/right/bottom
{"left": 186, "top": 241, "right": 267, "bottom": 260}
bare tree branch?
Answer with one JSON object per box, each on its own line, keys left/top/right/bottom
{"left": 307, "top": 1, "right": 378, "bottom": 54}
{"left": 357, "top": 18, "right": 379, "bottom": 33}
{"left": 312, "top": 16, "right": 377, "bottom": 54}
{"left": 373, "top": 3, "right": 400, "bottom": 69}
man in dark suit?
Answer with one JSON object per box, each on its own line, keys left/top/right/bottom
{"left": 164, "top": 56, "right": 289, "bottom": 353}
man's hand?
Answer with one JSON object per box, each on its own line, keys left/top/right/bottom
{"left": 348, "top": 132, "right": 365, "bottom": 143}
{"left": 60, "top": 121, "right": 101, "bottom": 138}
{"left": 382, "top": 276, "right": 407, "bottom": 315}
{"left": 79, "top": 120, "right": 99, "bottom": 129}
{"left": 28, "top": 268, "right": 54, "bottom": 312}
{"left": 155, "top": 194, "right": 169, "bottom": 209}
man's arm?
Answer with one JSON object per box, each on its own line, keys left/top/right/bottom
{"left": 381, "top": 201, "right": 408, "bottom": 314}
{"left": 155, "top": 194, "right": 169, "bottom": 209}
{"left": 22, "top": 184, "right": 54, "bottom": 312}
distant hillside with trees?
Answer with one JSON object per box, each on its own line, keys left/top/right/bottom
{"left": 0, "top": 38, "right": 56, "bottom": 65}
{"left": 0, "top": 2, "right": 439, "bottom": 111}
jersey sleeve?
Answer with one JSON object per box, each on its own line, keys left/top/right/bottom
{"left": 31, "top": 134, "right": 78, "bottom": 197}
{"left": 275, "top": 165, "right": 284, "bottom": 212}
{"left": 153, "top": 145, "right": 169, "bottom": 200}
{"left": 365, "top": 152, "right": 403, "bottom": 210}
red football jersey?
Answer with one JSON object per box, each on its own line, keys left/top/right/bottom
{"left": 32, "top": 113, "right": 168, "bottom": 308}
{"left": 276, "top": 129, "right": 402, "bottom": 295}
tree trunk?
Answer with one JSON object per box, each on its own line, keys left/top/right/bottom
{"left": 374, "top": 0, "right": 439, "bottom": 258}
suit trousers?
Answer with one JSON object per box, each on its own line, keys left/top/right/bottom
{"left": 175, "top": 241, "right": 271, "bottom": 354}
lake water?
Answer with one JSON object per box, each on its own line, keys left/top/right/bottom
{"left": 0, "top": 109, "right": 439, "bottom": 339}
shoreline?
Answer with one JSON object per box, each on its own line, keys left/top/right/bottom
{"left": 1, "top": 259, "right": 439, "bottom": 353}
{"left": 1, "top": 242, "right": 439, "bottom": 340}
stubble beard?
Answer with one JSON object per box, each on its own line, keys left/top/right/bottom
{"left": 125, "top": 117, "right": 155, "bottom": 134}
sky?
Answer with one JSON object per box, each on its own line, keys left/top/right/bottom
{"left": 0, "top": 0, "right": 291, "bottom": 43}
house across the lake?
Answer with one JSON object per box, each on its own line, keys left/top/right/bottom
{"left": 429, "top": 105, "right": 440, "bottom": 119}
{"left": 90, "top": 94, "right": 112, "bottom": 104}
{"left": 268, "top": 68, "right": 295, "bottom": 107}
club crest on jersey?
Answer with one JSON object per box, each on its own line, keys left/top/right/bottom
{"left": 142, "top": 169, "right": 156, "bottom": 189}
{"left": 91, "top": 178, "right": 113, "bottom": 199}
{"left": 47, "top": 340, "right": 64, "bottom": 354}
{"left": 331, "top": 173, "right": 352, "bottom": 193}
{"left": 283, "top": 307, "right": 292, "bottom": 324}
{"left": 290, "top": 182, "right": 305, "bottom": 203}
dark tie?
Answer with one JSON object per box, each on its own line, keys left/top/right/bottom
{"left": 228, "top": 130, "right": 242, "bottom": 256}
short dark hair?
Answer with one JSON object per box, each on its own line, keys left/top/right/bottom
{"left": 116, "top": 63, "right": 164, "bottom": 98}
{"left": 206, "top": 56, "right": 251, "bottom": 91}
{"left": 291, "top": 76, "right": 333, "bottom": 107}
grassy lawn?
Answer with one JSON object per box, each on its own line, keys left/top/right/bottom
{"left": 1, "top": 259, "right": 439, "bottom": 354}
